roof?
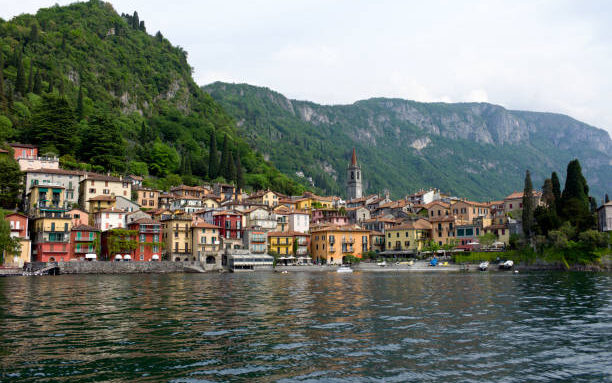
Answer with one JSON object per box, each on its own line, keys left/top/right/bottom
{"left": 212, "top": 210, "right": 243, "bottom": 216}
{"left": 267, "top": 231, "right": 308, "bottom": 237}
{"left": 310, "top": 224, "right": 370, "bottom": 233}
{"left": 4, "top": 212, "right": 28, "bottom": 218}
{"left": 127, "top": 174, "right": 144, "bottom": 181}
{"left": 171, "top": 185, "right": 207, "bottom": 191}
{"left": 0, "top": 149, "right": 9, "bottom": 153}
{"left": 192, "top": 222, "right": 221, "bottom": 229}
{"left": 389, "top": 219, "right": 433, "bottom": 230}
{"left": 504, "top": 191, "right": 542, "bottom": 200}
{"left": 96, "top": 207, "right": 127, "bottom": 214}
{"left": 85, "top": 173, "right": 124, "bottom": 182}
{"left": 31, "top": 184, "right": 65, "bottom": 189}
{"left": 423, "top": 201, "right": 450, "bottom": 209}
{"left": 288, "top": 210, "right": 309, "bottom": 215}
{"left": 363, "top": 217, "right": 399, "bottom": 223}
{"left": 88, "top": 195, "right": 116, "bottom": 201}
{"left": 351, "top": 147, "right": 357, "bottom": 166}
{"left": 71, "top": 224, "right": 99, "bottom": 231}
{"left": 369, "top": 231, "right": 384, "bottom": 236}
{"left": 427, "top": 216, "right": 456, "bottom": 223}
{"left": 9, "top": 143, "right": 37, "bottom": 148}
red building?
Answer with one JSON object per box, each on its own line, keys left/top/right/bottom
{"left": 9, "top": 143, "right": 37, "bottom": 160}
{"left": 5, "top": 213, "right": 28, "bottom": 238}
{"left": 69, "top": 224, "right": 99, "bottom": 260}
{"left": 213, "top": 211, "right": 243, "bottom": 240}
{"left": 128, "top": 218, "right": 162, "bottom": 261}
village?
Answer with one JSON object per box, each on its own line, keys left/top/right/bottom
{"left": 2, "top": 144, "right": 610, "bottom": 273}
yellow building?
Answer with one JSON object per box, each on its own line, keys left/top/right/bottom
{"left": 268, "top": 231, "right": 293, "bottom": 256}
{"left": 385, "top": 219, "right": 432, "bottom": 252}
{"left": 27, "top": 184, "right": 69, "bottom": 214}
{"left": 310, "top": 225, "right": 370, "bottom": 264}
{"left": 191, "top": 222, "right": 221, "bottom": 264}
{"left": 451, "top": 200, "right": 491, "bottom": 223}
{"left": 87, "top": 195, "right": 116, "bottom": 215}
{"left": 423, "top": 201, "right": 450, "bottom": 219}
{"left": 79, "top": 173, "right": 132, "bottom": 212}
{"left": 161, "top": 216, "right": 193, "bottom": 261}
{"left": 428, "top": 216, "right": 459, "bottom": 247}
{"left": 246, "top": 190, "right": 285, "bottom": 207}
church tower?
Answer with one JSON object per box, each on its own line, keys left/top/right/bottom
{"left": 346, "top": 148, "right": 363, "bottom": 200}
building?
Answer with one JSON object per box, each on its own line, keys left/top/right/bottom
{"left": 361, "top": 217, "right": 400, "bottom": 233}
{"left": 598, "top": 202, "right": 612, "bottom": 232}
{"left": 3, "top": 213, "right": 31, "bottom": 267}
{"left": 69, "top": 224, "right": 99, "bottom": 260}
{"left": 369, "top": 231, "right": 385, "bottom": 253}
{"left": 483, "top": 224, "right": 510, "bottom": 246}
{"left": 158, "top": 192, "right": 175, "bottom": 209}
{"left": 161, "top": 215, "right": 193, "bottom": 261}
{"left": 451, "top": 200, "right": 491, "bottom": 223}
{"left": 243, "top": 226, "right": 267, "bottom": 254}
{"left": 26, "top": 184, "right": 71, "bottom": 215}
{"left": 428, "top": 216, "right": 457, "bottom": 247}
{"left": 288, "top": 210, "right": 310, "bottom": 233}
{"left": 346, "top": 148, "right": 363, "bottom": 200}
{"left": 170, "top": 185, "right": 210, "bottom": 199}
{"left": 24, "top": 168, "right": 85, "bottom": 207}
{"left": 268, "top": 231, "right": 310, "bottom": 264}
{"left": 191, "top": 222, "right": 222, "bottom": 265}
{"left": 135, "top": 187, "right": 160, "bottom": 210}
{"left": 128, "top": 218, "right": 162, "bottom": 261}
{"left": 310, "top": 225, "right": 371, "bottom": 264}
{"left": 125, "top": 174, "right": 143, "bottom": 187}
{"left": 87, "top": 195, "right": 116, "bottom": 214}
{"left": 246, "top": 190, "right": 285, "bottom": 207}
{"left": 213, "top": 211, "right": 243, "bottom": 241}
{"left": 405, "top": 188, "right": 440, "bottom": 206}
{"left": 214, "top": 183, "right": 237, "bottom": 201}
{"left": 384, "top": 219, "right": 432, "bottom": 253}
{"left": 126, "top": 210, "right": 151, "bottom": 224}
{"left": 455, "top": 223, "right": 482, "bottom": 247}
{"left": 424, "top": 201, "right": 451, "bottom": 219}
{"left": 67, "top": 208, "right": 89, "bottom": 226}
{"left": 79, "top": 173, "right": 131, "bottom": 211}
{"left": 93, "top": 207, "right": 127, "bottom": 231}
{"left": 170, "top": 196, "right": 205, "bottom": 213}
{"left": 115, "top": 195, "right": 140, "bottom": 213}
{"left": 311, "top": 208, "right": 349, "bottom": 226}
{"left": 10, "top": 143, "right": 59, "bottom": 171}
{"left": 31, "top": 215, "right": 72, "bottom": 262}
{"left": 346, "top": 206, "right": 371, "bottom": 224}
{"left": 503, "top": 191, "right": 543, "bottom": 215}
{"left": 243, "top": 207, "right": 277, "bottom": 231}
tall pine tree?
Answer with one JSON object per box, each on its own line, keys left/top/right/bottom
{"left": 542, "top": 178, "right": 554, "bottom": 207}
{"left": 560, "top": 159, "right": 593, "bottom": 231}
{"left": 27, "top": 64, "right": 33, "bottom": 94}
{"left": 220, "top": 134, "right": 230, "bottom": 180}
{"left": 76, "top": 84, "right": 84, "bottom": 120}
{"left": 208, "top": 129, "right": 218, "bottom": 179}
{"left": 551, "top": 171, "right": 562, "bottom": 215}
{"left": 15, "top": 51, "right": 25, "bottom": 96}
{"left": 235, "top": 151, "right": 244, "bottom": 192}
{"left": 0, "top": 53, "right": 6, "bottom": 111}
{"left": 33, "top": 69, "right": 42, "bottom": 94}
{"left": 227, "top": 151, "right": 236, "bottom": 182}
{"left": 522, "top": 170, "right": 534, "bottom": 241}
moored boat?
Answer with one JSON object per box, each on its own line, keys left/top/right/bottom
{"left": 499, "top": 260, "right": 514, "bottom": 270}
{"left": 337, "top": 265, "right": 353, "bottom": 273}
{"left": 479, "top": 261, "right": 489, "bottom": 271}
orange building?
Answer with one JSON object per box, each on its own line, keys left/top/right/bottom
{"left": 310, "top": 225, "right": 370, "bottom": 264}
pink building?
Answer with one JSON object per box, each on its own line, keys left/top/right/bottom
{"left": 311, "top": 208, "right": 349, "bottom": 226}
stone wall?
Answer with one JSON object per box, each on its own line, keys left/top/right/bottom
{"left": 58, "top": 261, "right": 221, "bottom": 274}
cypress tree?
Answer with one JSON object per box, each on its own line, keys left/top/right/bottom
{"left": 58, "top": 78, "right": 65, "bottom": 97}
{"left": 0, "top": 53, "right": 6, "bottom": 111}
{"left": 6, "top": 84, "right": 13, "bottom": 109}
{"left": 227, "top": 151, "right": 236, "bottom": 182}
{"left": 27, "top": 64, "right": 33, "bottom": 94}
{"left": 15, "top": 51, "right": 25, "bottom": 96}
{"left": 551, "top": 171, "right": 561, "bottom": 215}
{"left": 561, "top": 159, "right": 592, "bottom": 231}
{"left": 522, "top": 170, "right": 534, "bottom": 240}
{"left": 132, "top": 11, "right": 139, "bottom": 29}
{"left": 33, "top": 69, "right": 42, "bottom": 94}
{"left": 542, "top": 178, "right": 554, "bottom": 207}
{"left": 208, "top": 129, "right": 218, "bottom": 179}
{"left": 235, "top": 151, "right": 244, "bottom": 192}
{"left": 47, "top": 75, "right": 53, "bottom": 93}
{"left": 139, "top": 20, "right": 146, "bottom": 32}
{"left": 29, "top": 23, "right": 39, "bottom": 43}
{"left": 76, "top": 84, "right": 84, "bottom": 120}
{"left": 184, "top": 151, "right": 192, "bottom": 176}
{"left": 220, "top": 134, "right": 230, "bottom": 179}
{"left": 606, "top": 194, "right": 610, "bottom": 203}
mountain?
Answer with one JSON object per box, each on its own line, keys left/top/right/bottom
{"left": 0, "top": 1, "right": 304, "bottom": 194}
{"left": 203, "top": 82, "right": 612, "bottom": 200}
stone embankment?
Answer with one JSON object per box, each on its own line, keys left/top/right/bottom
{"left": 57, "top": 261, "right": 220, "bottom": 274}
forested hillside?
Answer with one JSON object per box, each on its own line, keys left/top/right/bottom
{"left": 0, "top": 0, "right": 305, "bottom": 194}
{"left": 204, "top": 82, "right": 612, "bottom": 200}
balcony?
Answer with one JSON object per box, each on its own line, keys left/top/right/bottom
{"left": 342, "top": 238, "right": 355, "bottom": 244}
{"left": 296, "top": 248, "right": 308, "bottom": 255}
{"left": 75, "top": 247, "right": 95, "bottom": 253}
{"left": 139, "top": 227, "right": 161, "bottom": 233}
{"left": 341, "top": 247, "right": 354, "bottom": 253}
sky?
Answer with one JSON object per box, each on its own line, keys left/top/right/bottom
{"left": 2, "top": 0, "right": 611, "bottom": 135}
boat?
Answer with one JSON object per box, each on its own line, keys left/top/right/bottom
{"left": 499, "top": 260, "right": 514, "bottom": 270}
{"left": 479, "top": 261, "right": 489, "bottom": 271}
{"left": 337, "top": 265, "right": 353, "bottom": 273}
{"left": 377, "top": 261, "right": 387, "bottom": 267}
{"left": 429, "top": 257, "right": 438, "bottom": 267}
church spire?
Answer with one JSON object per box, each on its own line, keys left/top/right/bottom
{"left": 351, "top": 147, "right": 357, "bottom": 166}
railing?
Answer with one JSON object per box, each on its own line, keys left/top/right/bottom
{"left": 342, "top": 238, "right": 355, "bottom": 244}
{"left": 37, "top": 238, "right": 70, "bottom": 243}
{"left": 342, "top": 247, "right": 354, "bottom": 253}
{"left": 139, "top": 228, "right": 161, "bottom": 233}
{"left": 75, "top": 247, "right": 95, "bottom": 253}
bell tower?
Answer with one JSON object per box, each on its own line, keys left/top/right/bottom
{"left": 346, "top": 148, "right": 362, "bottom": 200}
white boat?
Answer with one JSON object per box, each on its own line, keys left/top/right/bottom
{"left": 337, "top": 265, "right": 353, "bottom": 273}
{"left": 479, "top": 261, "right": 489, "bottom": 271}
{"left": 499, "top": 260, "right": 514, "bottom": 269}
{"left": 377, "top": 261, "right": 387, "bottom": 267}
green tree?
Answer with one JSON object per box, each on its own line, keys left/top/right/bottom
{"left": 0, "top": 211, "right": 21, "bottom": 265}
{"left": 560, "top": 159, "right": 593, "bottom": 230}
{"left": 148, "top": 139, "right": 179, "bottom": 176}
{"left": 522, "top": 170, "right": 535, "bottom": 241}
{"left": 208, "top": 129, "right": 218, "bottom": 179}
{"left": 605, "top": 194, "right": 610, "bottom": 203}
{"left": 80, "top": 114, "right": 127, "bottom": 172}
{"left": 235, "top": 151, "right": 244, "bottom": 191}
{"left": 542, "top": 178, "right": 554, "bottom": 207}
{"left": 478, "top": 232, "right": 497, "bottom": 248}
{"left": 0, "top": 52, "right": 6, "bottom": 110}
{"left": 551, "top": 171, "right": 562, "bottom": 215}
{"left": 29, "top": 23, "right": 39, "bottom": 43}
{"left": 220, "top": 133, "right": 230, "bottom": 179}
{"left": 0, "top": 157, "right": 23, "bottom": 209}
{"left": 33, "top": 69, "right": 42, "bottom": 94}
{"left": 30, "top": 93, "right": 78, "bottom": 155}
{"left": 76, "top": 84, "right": 84, "bottom": 120}
{"left": 27, "top": 64, "right": 33, "bottom": 94}
{"left": 15, "top": 50, "right": 25, "bottom": 96}
{"left": 132, "top": 11, "right": 139, "bottom": 29}
{"left": 227, "top": 151, "right": 236, "bottom": 182}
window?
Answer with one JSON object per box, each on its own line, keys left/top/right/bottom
{"left": 405, "top": 241, "right": 410, "bottom": 247}
{"left": 140, "top": 234, "right": 145, "bottom": 242}
{"left": 140, "top": 254, "right": 144, "bottom": 261}
{"left": 103, "top": 189, "right": 110, "bottom": 194}
{"left": 89, "top": 188, "right": 96, "bottom": 193}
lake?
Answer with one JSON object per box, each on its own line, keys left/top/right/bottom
{"left": 0, "top": 271, "right": 610, "bottom": 382}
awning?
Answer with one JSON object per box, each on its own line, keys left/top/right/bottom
{"left": 52, "top": 188, "right": 62, "bottom": 193}
{"left": 38, "top": 188, "right": 48, "bottom": 192}
{"left": 85, "top": 253, "right": 97, "bottom": 259}
{"left": 124, "top": 254, "right": 132, "bottom": 260}
{"left": 115, "top": 254, "right": 123, "bottom": 260}
{"left": 152, "top": 254, "right": 159, "bottom": 260}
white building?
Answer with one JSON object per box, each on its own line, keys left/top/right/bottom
{"left": 94, "top": 207, "right": 127, "bottom": 231}
{"left": 598, "top": 202, "right": 612, "bottom": 232}
{"left": 170, "top": 196, "right": 205, "bottom": 214}
{"left": 288, "top": 211, "right": 310, "bottom": 233}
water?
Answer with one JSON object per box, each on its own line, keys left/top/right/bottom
{"left": 0, "top": 272, "right": 610, "bottom": 382}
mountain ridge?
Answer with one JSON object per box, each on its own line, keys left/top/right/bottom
{"left": 203, "top": 81, "right": 611, "bottom": 200}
